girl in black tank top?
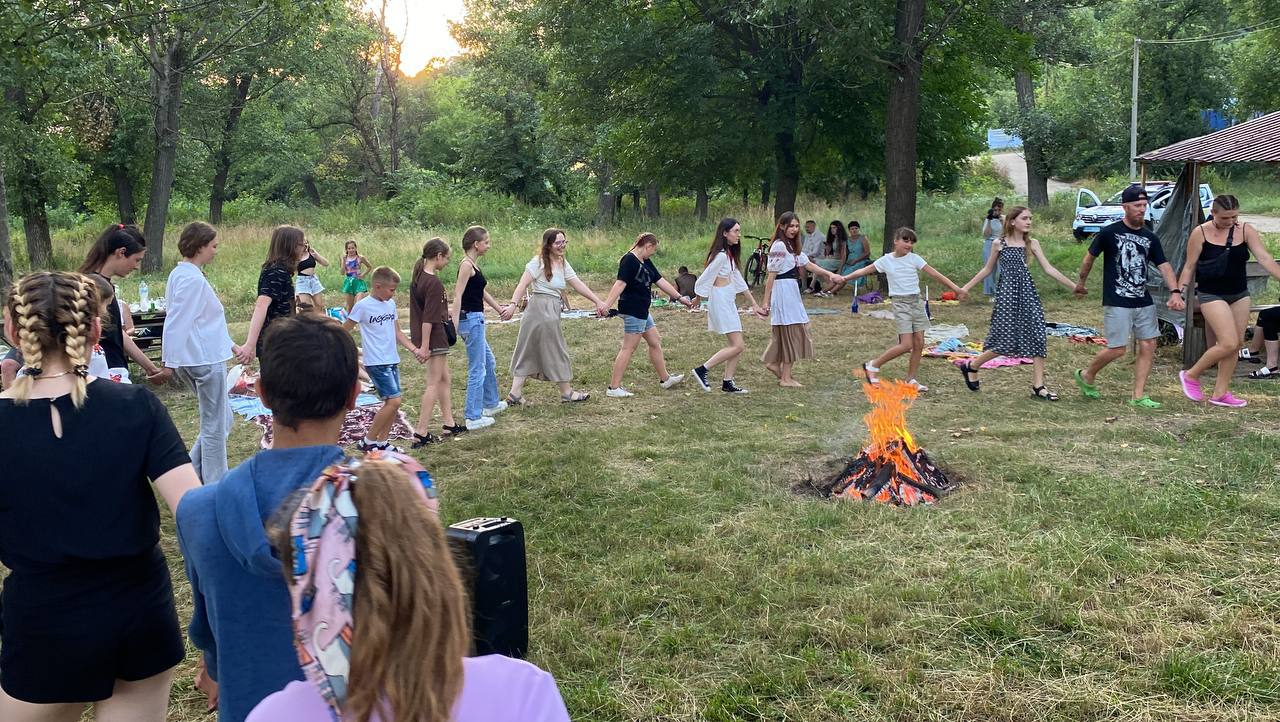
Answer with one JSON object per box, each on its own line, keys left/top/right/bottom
{"left": 1195, "top": 224, "right": 1250, "bottom": 296}
{"left": 451, "top": 227, "right": 515, "bottom": 427}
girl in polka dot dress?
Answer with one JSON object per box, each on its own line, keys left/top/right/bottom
{"left": 958, "top": 206, "right": 1082, "bottom": 400}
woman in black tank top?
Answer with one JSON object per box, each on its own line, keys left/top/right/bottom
{"left": 76, "top": 224, "right": 168, "bottom": 384}
{"left": 451, "top": 226, "right": 514, "bottom": 428}
{"left": 1175, "top": 195, "right": 1280, "bottom": 406}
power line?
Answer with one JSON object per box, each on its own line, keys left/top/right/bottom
{"left": 1140, "top": 15, "right": 1280, "bottom": 45}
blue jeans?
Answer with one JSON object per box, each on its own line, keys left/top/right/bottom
{"left": 459, "top": 312, "right": 500, "bottom": 421}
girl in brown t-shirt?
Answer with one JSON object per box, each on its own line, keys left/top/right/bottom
{"left": 410, "top": 238, "right": 459, "bottom": 445}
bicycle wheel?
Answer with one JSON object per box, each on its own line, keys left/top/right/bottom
{"left": 745, "top": 253, "right": 762, "bottom": 288}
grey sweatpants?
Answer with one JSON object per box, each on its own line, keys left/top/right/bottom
{"left": 175, "top": 362, "right": 233, "bottom": 484}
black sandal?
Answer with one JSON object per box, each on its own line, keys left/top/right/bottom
{"left": 442, "top": 424, "right": 468, "bottom": 437}
{"left": 1031, "top": 385, "right": 1059, "bottom": 401}
{"left": 1248, "top": 366, "right": 1278, "bottom": 379}
{"left": 410, "top": 432, "right": 439, "bottom": 449}
{"left": 958, "top": 361, "right": 980, "bottom": 391}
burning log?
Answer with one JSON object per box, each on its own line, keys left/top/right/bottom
{"left": 826, "top": 379, "right": 957, "bottom": 506}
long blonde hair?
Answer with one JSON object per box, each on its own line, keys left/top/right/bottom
{"left": 1000, "top": 205, "right": 1033, "bottom": 265}
{"left": 5, "top": 271, "right": 99, "bottom": 408}
{"left": 273, "top": 461, "right": 469, "bottom": 722}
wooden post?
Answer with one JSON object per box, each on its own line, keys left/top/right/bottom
{"left": 1182, "top": 162, "right": 1202, "bottom": 369}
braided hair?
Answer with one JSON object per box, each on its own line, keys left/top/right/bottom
{"left": 6, "top": 271, "right": 100, "bottom": 408}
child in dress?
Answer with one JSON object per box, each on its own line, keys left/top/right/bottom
{"left": 841, "top": 227, "right": 967, "bottom": 390}
{"left": 760, "top": 211, "right": 843, "bottom": 387}
{"left": 959, "top": 206, "right": 1082, "bottom": 400}
{"left": 691, "top": 217, "right": 764, "bottom": 394}
{"left": 341, "top": 240, "right": 372, "bottom": 313}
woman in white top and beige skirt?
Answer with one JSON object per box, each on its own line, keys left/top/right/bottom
{"left": 690, "top": 217, "right": 764, "bottom": 394}
{"left": 503, "top": 228, "right": 608, "bottom": 404}
{"left": 760, "top": 212, "right": 843, "bottom": 387}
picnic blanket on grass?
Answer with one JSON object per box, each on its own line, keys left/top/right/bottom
{"left": 230, "top": 392, "right": 384, "bottom": 420}
{"left": 1045, "top": 321, "right": 1106, "bottom": 345}
{"left": 251, "top": 404, "right": 414, "bottom": 449}
{"left": 924, "top": 337, "right": 1035, "bottom": 368}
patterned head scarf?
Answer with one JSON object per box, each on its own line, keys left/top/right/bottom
{"left": 286, "top": 450, "right": 438, "bottom": 717}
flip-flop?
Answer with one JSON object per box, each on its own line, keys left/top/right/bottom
{"left": 1248, "top": 366, "right": 1278, "bottom": 379}
{"left": 561, "top": 390, "right": 590, "bottom": 403}
{"left": 958, "top": 360, "right": 980, "bottom": 391}
{"left": 1074, "top": 368, "right": 1100, "bottom": 399}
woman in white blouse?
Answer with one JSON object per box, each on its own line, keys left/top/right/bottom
{"left": 162, "top": 221, "right": 240, "bottom": 484}
{"left": 690, "top": 217, "right": 764, "bottom": 394}
{"left": 760, "top": 212, "right": 842, "bottom": 387}
{"left": 502, "top": 228, "right": 608, "bottom": 404}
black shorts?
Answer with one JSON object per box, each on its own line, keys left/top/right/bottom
{"left": 0, "top": 546, "right": 183, "bottom": 703}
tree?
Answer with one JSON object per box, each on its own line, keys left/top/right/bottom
{"left": 0, "top": 156, "right": 13, "bottom": 292}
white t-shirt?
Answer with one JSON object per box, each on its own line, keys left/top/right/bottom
{"left": 348, "top": 296, "right": 400, "bottom": 366}
{"left": 525, "top": 257, "right": 578, "bottom": 297}
{"left": 872, "top": 252, "right": 927, "bottom": 296}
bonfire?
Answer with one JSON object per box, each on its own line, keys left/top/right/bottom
{"left": 825, "top": 379, "right": 956, "bottom": 506}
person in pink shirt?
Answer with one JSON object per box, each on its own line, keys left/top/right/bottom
{"left": 246, "top": 457, "right": 569, "bottom": 722}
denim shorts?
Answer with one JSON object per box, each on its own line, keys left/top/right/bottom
{"left": 365, "top": 363, "right": 402, "bottom": 399}
{"left": 622, "top": 313, "right": 656, "bottom": 334}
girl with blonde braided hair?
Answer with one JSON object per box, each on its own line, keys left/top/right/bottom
{"left": 1, "top": 270, "right": 201, "bottom": 720}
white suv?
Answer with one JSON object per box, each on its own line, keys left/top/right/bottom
{"left": 1072, "top": 182, "right": 1213, "bottom": 240}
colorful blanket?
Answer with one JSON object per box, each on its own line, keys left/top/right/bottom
{"left": 251, "top": 404, "right": 415, "bottom": 449}
{"left": 230, "top": 393, "right": 384, "bottom": 420}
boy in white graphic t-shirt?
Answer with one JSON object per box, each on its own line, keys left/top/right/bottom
{"left": 343, "top": 266, "right": 426, "bottom": 451}
{"left": 840, "top": 227, "right": 967, "bottom": 391}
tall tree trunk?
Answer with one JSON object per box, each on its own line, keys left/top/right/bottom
{"left": 644, "top": 182, "right": 660, "bottom": 218}
{"left": 1015, "top": 68, "right": 1050, "bottom": 208}
{"left": 15, "top": 157, "right": 52, "bottom": 269}
{"left": 742, "top": 186, "right": 750, "bottom": 208}
{"left": 301, "top": 175, "right": 322, "bottom": 205}
{"left": 881, "top": 0, "right": 926, "bottom": 256}
{"left": 112, "top": 165, "right": 136, "bottom": 225}
{"left": 595, "top": 164, "right": 615, "bottom": 226}
{"left": 759, "top": 178, "right": 771, "bottom": 208}
{"left": 210, "top": 73, "right": 253, "bottom": 225}
{"left": 0, "top": 157, "right": 13, "bottom": 292}
{"left": 143, "top": 35, "right": 185, "bottom": 273}
{"left": 631, "top": 189, "right": 641, "bottom": 213}
{"left": 695, "top": 186, "right": 709, "bottom": 222}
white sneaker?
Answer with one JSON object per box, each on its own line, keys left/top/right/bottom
{"left": 660, "top": 373, "right": 685, "bottom": 389}
{"left": 482, "top": 401, "right": 508, "bottom": 416}
{"left": 465, "top": 416, "right": 496, "bottom": 430}
{"left": 606, "top": 387, "right": 634, "bottom": 398}
{"left": 908, "top": 379, "right": 929, "bottom": 392}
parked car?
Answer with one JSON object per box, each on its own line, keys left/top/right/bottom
{"left": 1072, "top": 182, "right": 1212, "bottom": 240}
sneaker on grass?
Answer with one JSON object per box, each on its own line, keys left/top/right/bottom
{"left": 481, "top": 401, "right": 508, "bottom": 416}
{"left": 660, "top": 373, "right": 685, "bottom": 389}
{"left": 606, "top": 387, "right": 634, "bottom": 398}
{"left": 692, "top": 366, "right": 711, "bottom": 391}
{"left": 721, "top": 379, "right": 748, "bottom": 394}
{"left": 465, "top": 416, "right": 496, "bottom": 430}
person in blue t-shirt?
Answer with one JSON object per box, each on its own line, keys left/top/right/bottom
{"left": 177, "top": 315, "right": 368, "bottom": 721}
{"left": 1074, "top": 185, "right": 1182, "bottom": 408}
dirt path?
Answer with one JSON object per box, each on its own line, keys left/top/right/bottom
{"left": 990, "top": 152, "right": 1075, "bottom": 196}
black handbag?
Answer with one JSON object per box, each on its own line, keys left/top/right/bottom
{"left": 443, "top": 317, "right": 458, "bottom": 346}
{"left": 1196, "top": 223, "right": 1234, "bottom": 281}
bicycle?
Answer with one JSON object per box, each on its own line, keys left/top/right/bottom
{"left": 742, "top": 234, "right": 772, "bottom": 288}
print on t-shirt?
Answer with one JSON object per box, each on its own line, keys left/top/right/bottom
{"left": 1089, "top": 221, "right": 1167, "bottom": 308}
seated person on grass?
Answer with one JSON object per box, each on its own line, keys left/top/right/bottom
{"left": 177, "top": 314, "right": 434, "bottom": 721}
{"left": 674, "top": 265, "right": 698, "bottom": 299}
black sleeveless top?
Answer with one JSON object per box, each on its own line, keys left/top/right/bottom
{"left": 296, "top": 253, "right": 317, "bottom": 274}
{"left": 461, "top": 260, "right": 486, "bottom": 313}
{"left": 94, "top": 273, "right": 128, "bottom": 368}
{"left": 1197, "top": 225, "right": 1250, "bottom": 296}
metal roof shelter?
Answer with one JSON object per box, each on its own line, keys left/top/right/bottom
{"left": 1134, "top": 110, "right": 1280, "bottom": 367}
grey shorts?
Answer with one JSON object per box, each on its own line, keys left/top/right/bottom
{"left": 1103, "top": 304, "right": 1159, "bottom": 348}
{"left": 890, "top": 295, "right": 930, "bottom": 335}
{"left": 1199, "top": 291, "right": 1249, "bottom": 305}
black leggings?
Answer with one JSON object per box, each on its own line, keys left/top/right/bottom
{"left": 1259, "top": 307, "right": 1280, "bottom": 341}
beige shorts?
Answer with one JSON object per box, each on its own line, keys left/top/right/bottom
{"left": 891, "top": 295, "right": 930, "bottom": 335}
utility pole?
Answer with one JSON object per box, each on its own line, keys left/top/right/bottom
{"left": 1130, "top": 37, "right": 1140, "bottom": 181}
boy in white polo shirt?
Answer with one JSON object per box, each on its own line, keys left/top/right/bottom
{"left": 343, "top": 266, "right": 426, "bottom": 451}
{"left": 840, "top": 227, "right": 967, "bottom": 390}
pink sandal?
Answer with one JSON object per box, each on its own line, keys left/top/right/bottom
{"left": 1178, "top": 370, "right": 1204, "bottom": 402}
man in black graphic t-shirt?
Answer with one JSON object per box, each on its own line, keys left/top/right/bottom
{"left": 1074, "top": 185, "right": 1183, "bottom": 408}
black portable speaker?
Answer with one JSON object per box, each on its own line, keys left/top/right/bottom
{"left": 446, "top": 517, "right": 529, "bottom": 659}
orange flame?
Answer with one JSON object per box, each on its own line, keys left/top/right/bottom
{"left": 860, "top": 378, "right": 919, "bottom": 455}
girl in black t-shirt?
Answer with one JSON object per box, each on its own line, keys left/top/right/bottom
{"left": 239, "top": 225, "right": 306, "bottom": 367}
{"left": 0, "top": 270, "right": 200, "bottom": 718}
{"left": 600, "top": 233, "right": 693, "bottom": 398}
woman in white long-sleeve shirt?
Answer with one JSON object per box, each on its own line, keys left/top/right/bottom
{"left": 162, "top": 221, "right": 240, "bottom": 484}
{"left": 690, "top": 217, "right": 763, "bottom": 394}
{"left": 760, "top": 212, "right": 842, "bottom": 387}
